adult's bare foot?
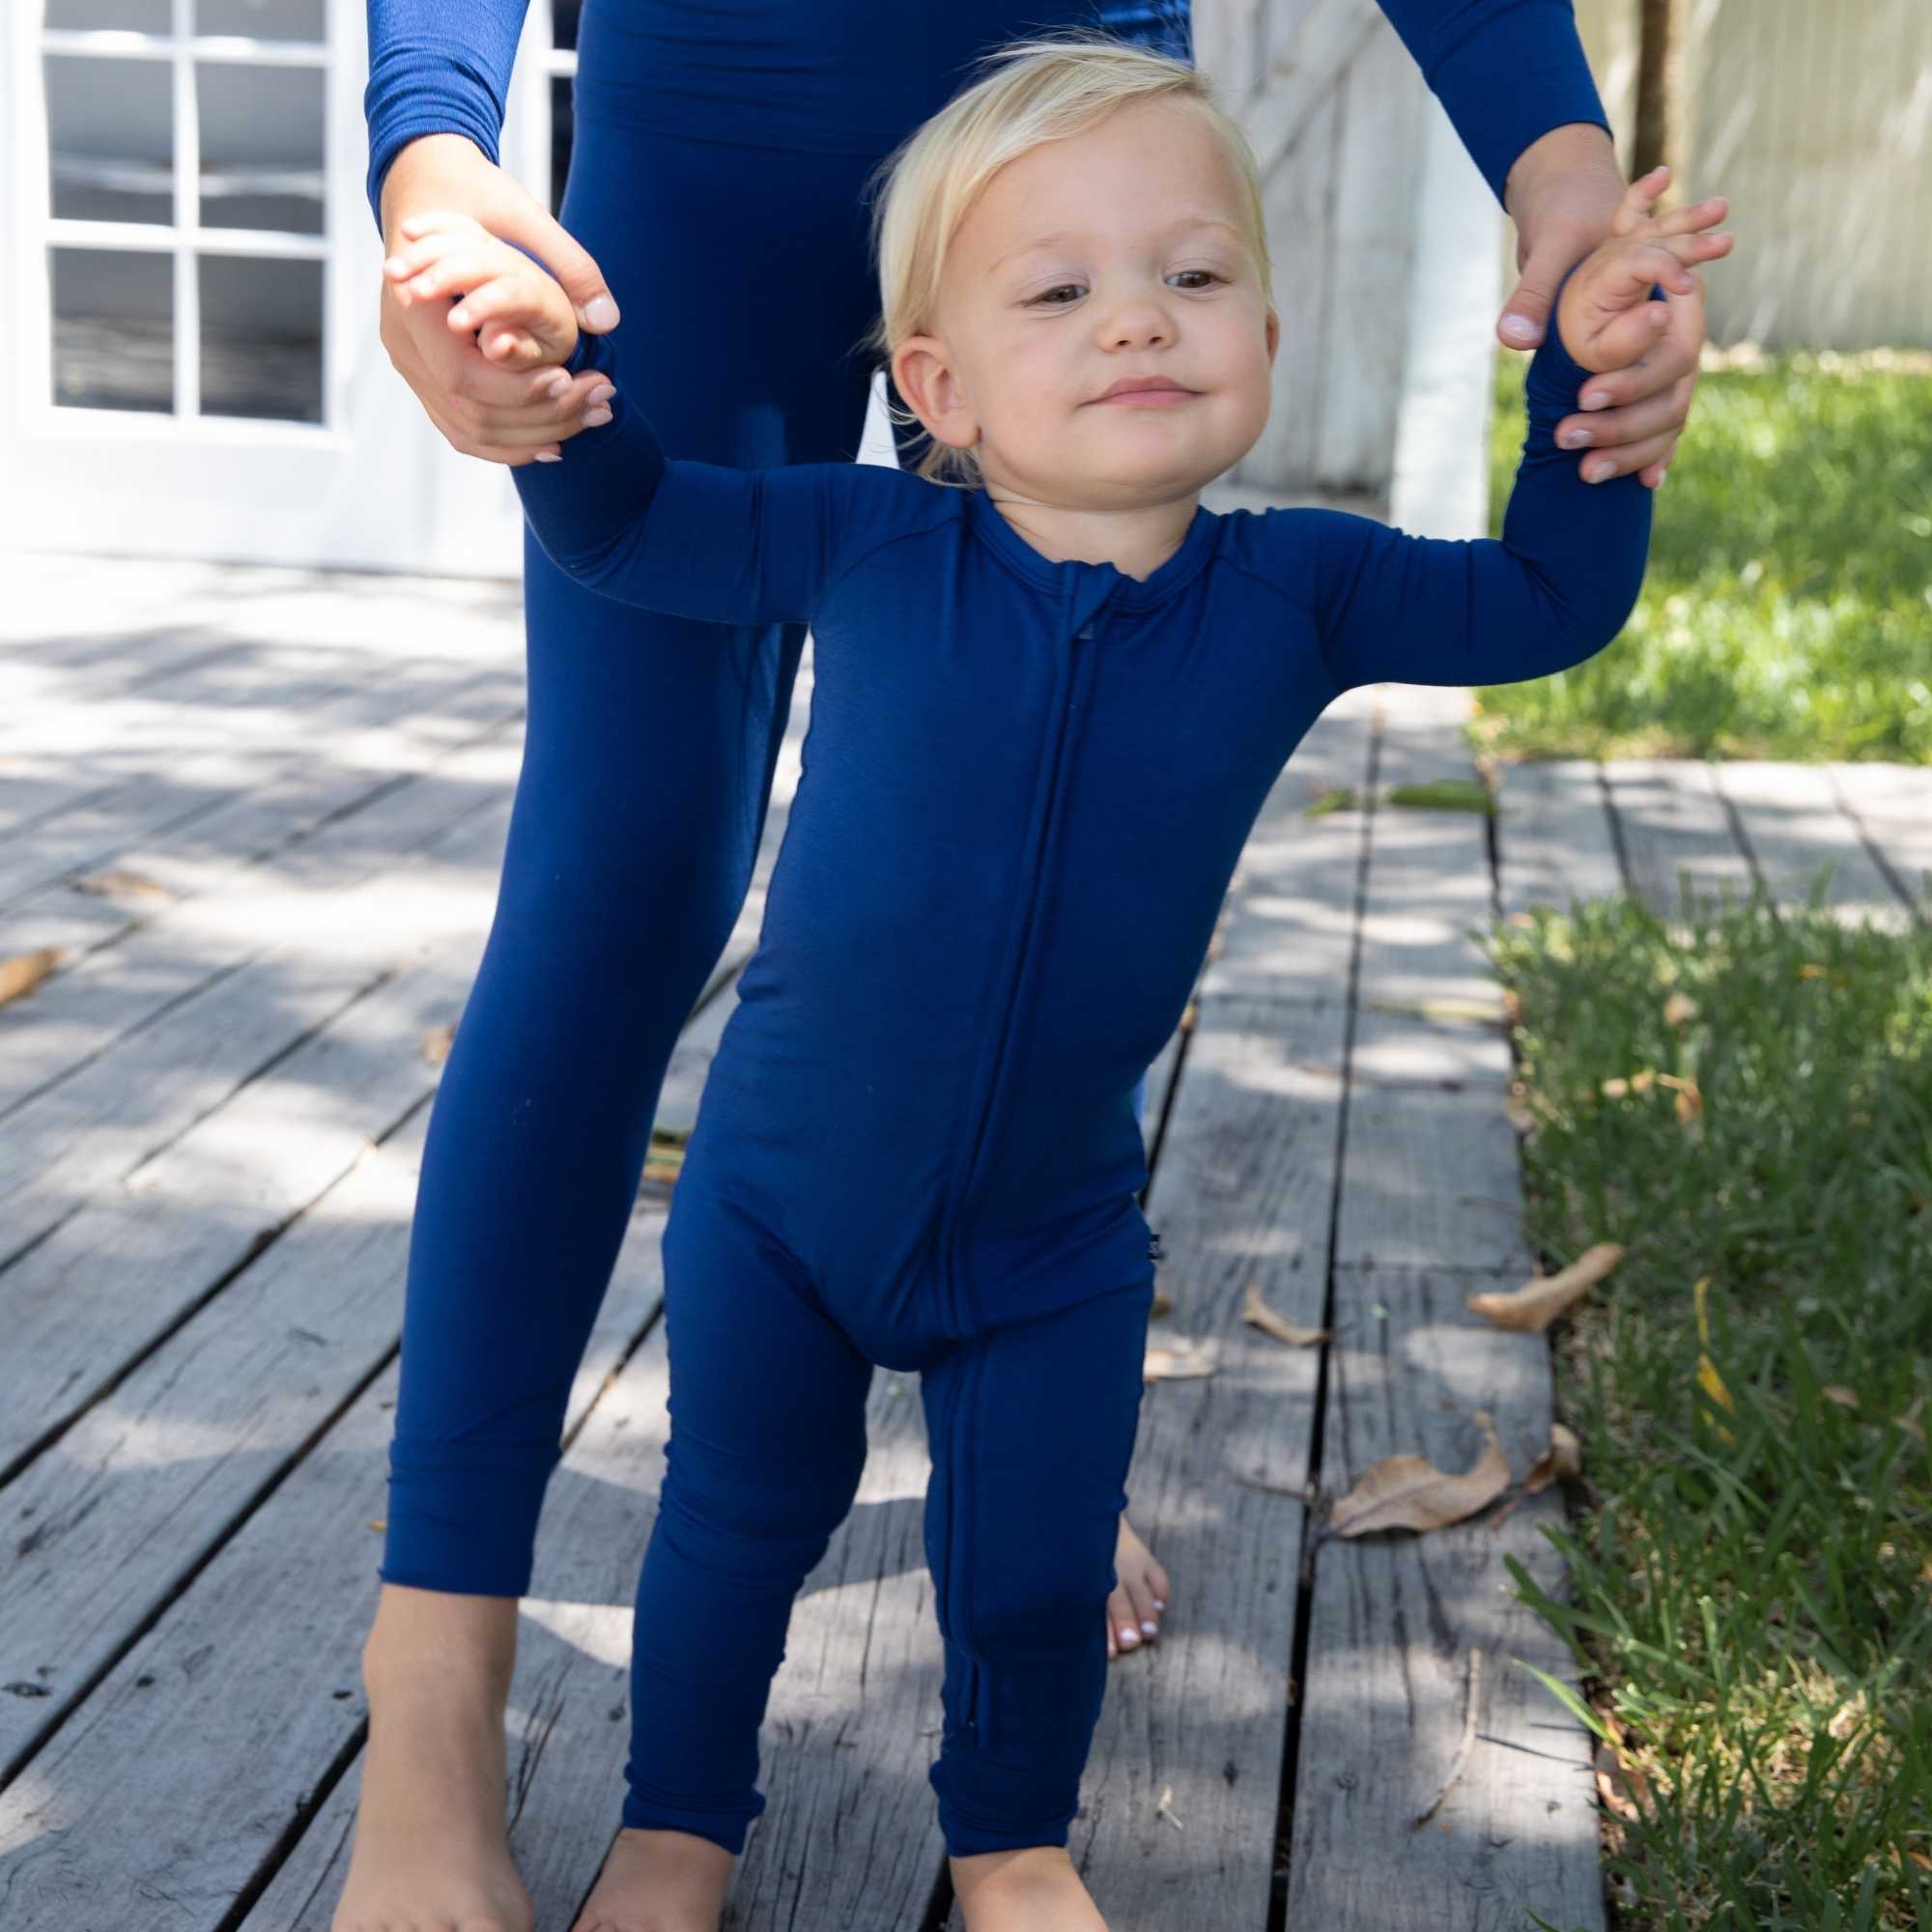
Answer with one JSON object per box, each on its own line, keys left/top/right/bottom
{"left": 951, "top": 1846, "right": 1108, "bottom": 1930}
{"left": 1105, "top": 1514, "right": 1171, "bottom": 1660}
{"left": 568, "top": 1825, "right": 735, "bottom": 1932}
{"left": 329, "top": 1583, "right": 530, "bottom": 1932}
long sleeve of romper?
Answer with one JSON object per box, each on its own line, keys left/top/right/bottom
{"left": 508, "top": 327, "right": 915, "bottom": 626}
{"left": 1371, "top": 2, "right": 1610, "bottom": 205}
{"left": 1278, "top": 266, "right": 1652, "bottom": 694}
{"left": 362, "top": 0, "right": 529, "bottom": 234}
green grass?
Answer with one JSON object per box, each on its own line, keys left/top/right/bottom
{"left": 1486, "top": 889, "right": 1932, "bottom": 1928}
{"left": 1473, "top": 349, "right": 1932, "bottom": 763}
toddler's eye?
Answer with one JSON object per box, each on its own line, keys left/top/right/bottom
{"left": 1027, "top": 270, "right": 1225, "bottom": 307}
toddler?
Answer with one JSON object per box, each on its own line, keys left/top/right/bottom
{"left": 380, "top": 32, "right": 1724, "bottom": 1932}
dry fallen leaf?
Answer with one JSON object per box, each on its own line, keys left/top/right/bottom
{"left": 1328, "top": 1410, "right": 1511, "bottom": 1537}
{"left": 1501, "top": 986, "right": 1523, "bottom": 1028}
{"left": 0, "top": 948, "right": 63, "bottom": 1009}
{"left": 1693, "top": 1273, "right": 1735, "bottom": 1441}
{"left": 1241, "top": 1280, "right": 1329, "bottom": 1348}
{"left": 420, "top": 1023, "right": 455, "bottom": 1067}
{"left": 1466, "top": 1241, "right": 1623, "bottom": 1333}
{"left": 367, "top": 1518, "right": 386, "bottom": 1533}
{"left": 1145, "top": 1340, "right": 1218, "bottom": 1382}
{"left": 1821, "top": 1385, "right": 1859, "bottom": 1409}
{"left": 1520, "top": 1422, "right": 1584, "bottom": 1493}
{"left": 1662, "top": 992, "right": 1699, "bottom": 1028}
{"left": 72, "top": 867, "right": 171, "bottom": 902}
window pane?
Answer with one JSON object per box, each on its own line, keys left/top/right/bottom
{"left": 196, "top": 60, "right": 324, "bottom": 233}
{"left": 45, "top": 1, "right": 171, "bottom": 29}
{"left": 199, "top": 254, "right": 323, "bottom": 421}
{"left": 51, "top": 246, "right": 174, "bottom": 412}
{"left": 552, "top": 0, "right": 580, "bottom": 51}
{"left": 45, "top": 54, "right": 174, "bottom": 226}
{"left": 195, "top": 0, "right": 327, "bottom": 41}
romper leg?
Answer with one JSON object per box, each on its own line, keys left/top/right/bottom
{"left": 920, "top": 1276, "right": 1154, "bottom": 1855}
{"left": 621, "top": 1179, "right": 873, "bottom": 1853}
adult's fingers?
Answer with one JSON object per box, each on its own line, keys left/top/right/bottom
{"left": 1555, "top": 373, "right": 1694, "bottom": 459}
{"left": 1577, "top": 426, "right": 1679, "bottom": 485}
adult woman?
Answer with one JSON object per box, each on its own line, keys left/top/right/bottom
{"left": 337, "top": 6, "right": 1703, "bottom": 1928}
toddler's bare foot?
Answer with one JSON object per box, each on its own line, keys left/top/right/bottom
{"left": 330, "top": 1588, "right": 530, "bottom": 1932}
{"left": 951, "top": 1846, "right": 1108, "bottom": 1930}
{"left": 1105, "top": 1513, "right": 1171, "bottom": 1660}
{"left": 569, "top": 1826, "right": 735, "bottom": 1932}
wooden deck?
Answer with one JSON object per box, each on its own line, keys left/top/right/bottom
{"left": 1, "top": 545, "right": 1926, "bottom": 1932}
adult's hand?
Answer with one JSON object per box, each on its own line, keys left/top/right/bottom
{"left": 377, "top": 132, "right": 618, "bottom": 467}
{"left": 1497, "top": 127, "right": 1731, "bottom": 490}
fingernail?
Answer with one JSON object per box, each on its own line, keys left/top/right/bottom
{"left": 587, "top": 383, "right": 615, "bottom": 406}
{"left": 584, "top": 294, "right": 619, "bottom": 330}
{"left": 534, "top": 450, "right": 561, "bottom": 462}
{"left": 584, "top": 406, "right": 612, "bottom": 428}
{"left": 545, "top": 372, "right": 570, "bottom": 400}
{"left": 1141, "top": 1620, "right": 1158, "bottom": 1635}
{"left": 1152, "top": 1599, "right": 1166, "bottom": 1609}
{"left": 1559, "top": 428, "right": 1591, "bottom": 449}
{"left": 1501, "top": 314, "right": 1539, "bottom": 345}
{"left": 1119, "top": 1625, "right": 1139, "bottom": 1645}
{"left": 1586, "top": 460, "right": 1613, "bottom": 483}
{"left": 1581, "top": 391, "right": 1610, "bottom": 410}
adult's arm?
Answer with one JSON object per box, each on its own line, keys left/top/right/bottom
{"left": 1373, "top": 0, "right": 1610, "bottom": 208}
{"left": 363, "top": 0, "right": 530, "bottom": 236}
{"left": 1374, "top": 3, "right": 1726, "bottom": 492}
{"left": 363, "top": 1, "right": 618, "bottom": 463}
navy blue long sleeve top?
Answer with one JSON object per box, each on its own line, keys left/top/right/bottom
{"left": 498, "top": 294, "right": 1650, "bottom": 1326}
{"left": 362, "top": 1, "right": 1609, "bottom": 235}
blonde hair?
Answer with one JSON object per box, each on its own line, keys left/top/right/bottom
{"left": 856, "top": 30, "right": 1274, "bottom": 490}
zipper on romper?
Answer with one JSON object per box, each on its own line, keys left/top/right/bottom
{"left": 941, "top": 613, "right": 1094, "bottom": 1330}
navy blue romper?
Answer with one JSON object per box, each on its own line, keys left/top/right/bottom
{"left": 495, "top": 280, "right": 1649, "bottom": 1851}
{"left": 362, "top": 0, "right": 1614, "bottom": 1855}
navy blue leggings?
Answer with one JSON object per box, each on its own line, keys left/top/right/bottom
{"left": 381, "top": 0, "right": 1181, "bottom": 1857}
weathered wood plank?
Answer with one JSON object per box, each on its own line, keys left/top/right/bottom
{"left": 1600, "top": 756, "right": 1755, "bottom": 922}
{"left": 0, "top": 801, "right": 506, "bottom": 1469}
{"left": 0, "top": 1190, "right": 669, "bottom": 1932}
{"left": 1285, "top": 1263, "right": 1605, "bottom": 1932}
{"left": 1197, "top": 695, "right": 1375, "bottom": 1004}
{"left": 1338, "top": 699, "right": 1534, "bottom": 1275}
{"left": 0, "top": 687, "right": 525, "bottom": 1107}
{"left": 0, "top": 752, "right": 518, "bottom": 1263}
{"left": 1493, "top": 759, "right": 1625, "bottom": 920}
{"left": 1352, "top": 807, "right": 1505, "bottom": 1022}
{"left": 0, "top": 957, "right": 751, "bottom": 1784}
{"left": 0, "top": 648, "right": 512, "bottom": 913}
{"left": 1826, "top": 761, "right": 1932, "bottom": 923}
{"left": 1712, "top": 758, "right": 1913, "bottom": 929}
{"left": 1370, "top": 678, "right": 1478, "bottom": 787}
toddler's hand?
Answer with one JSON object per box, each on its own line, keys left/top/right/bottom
{"left": 382, "top": 210, "right": 581, "bottom": 374}
{"left": 1554, "top": 170, "right": 1732, "bottom": 375}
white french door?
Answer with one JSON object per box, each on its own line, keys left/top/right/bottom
{"left": 0, "top": 0, "right": 572, "bottom": 578}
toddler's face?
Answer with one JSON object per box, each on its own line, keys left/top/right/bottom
{"left": 894, "top": 95, "right": 1278, "bottom": 506}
